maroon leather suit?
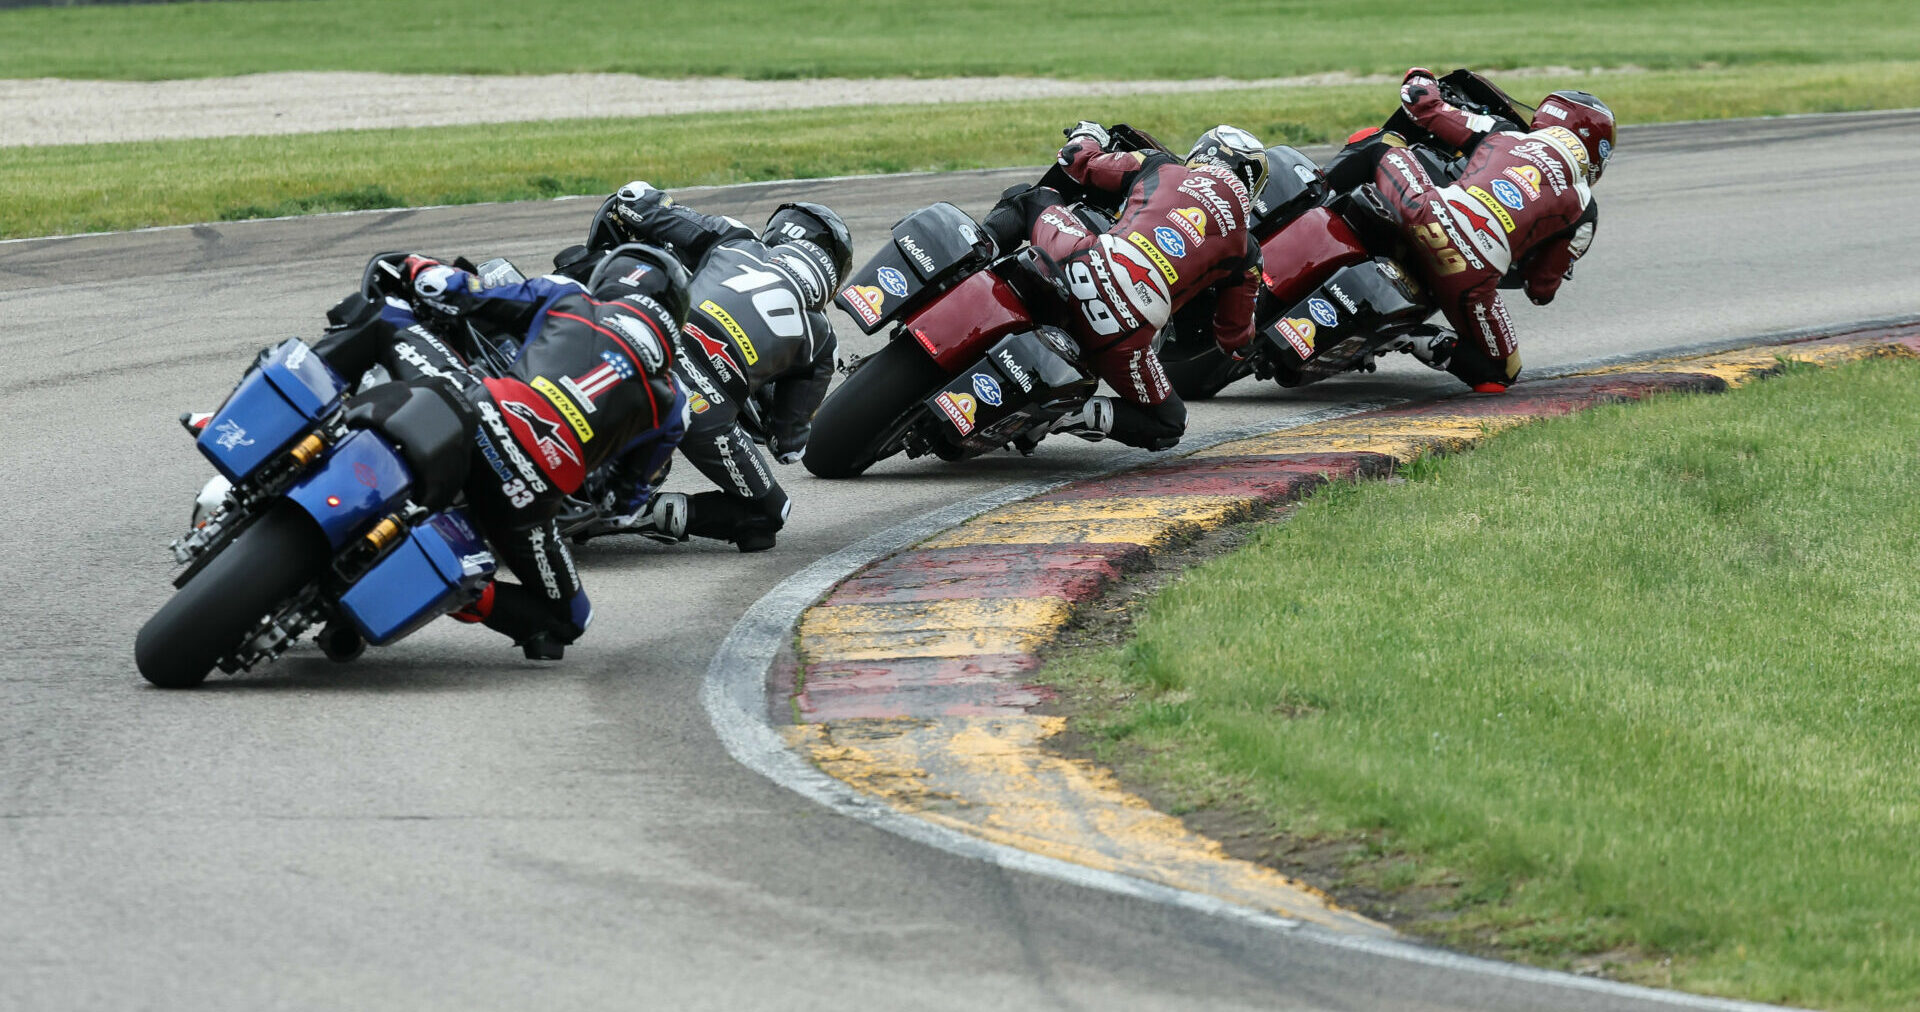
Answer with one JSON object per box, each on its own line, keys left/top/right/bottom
{"left": 1375, "top": 90, "right": 1597, "bottom": 387}
{"left": 1027, "top": 148, "right": 1263, "bottom": 407}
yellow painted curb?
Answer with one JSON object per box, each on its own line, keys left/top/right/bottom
{"left": 1194, "top": 411, "right": 1531, "bottom": 462}
{"left": 785, "top": 715, "right": 1387, "bottom": 934}
{"left": 1581, "top": 337, "right": 1904, "bottom": 386}
{"left": 800, "top": 597, "right": 1073, "bottom": 661}
{"left": 918, "top": 494, "right": 1251, "bottom": 550}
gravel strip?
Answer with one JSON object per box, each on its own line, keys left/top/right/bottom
{"left": 0, "top": 67, "right": 1636, "bottom": 148}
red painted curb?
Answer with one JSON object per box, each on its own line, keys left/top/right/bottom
{"left": 824, "top": 543, "right": 1147, "bottom": 606}
{"left": 797, "top": 653, "right": 1050, "bottom": 720}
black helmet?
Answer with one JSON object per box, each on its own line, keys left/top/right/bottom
{"left": 1186, "top": 125, "right": 1270, "bottom": 199}
{"left": 587, "top": 242, "right": 692, "bottom": 325}
{"left": 763, "top": 201, "right": 853, "bottom": 294}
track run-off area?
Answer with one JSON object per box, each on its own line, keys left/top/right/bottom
{"left": 3, "top": 111, "right": 1916, "bottom": 1010}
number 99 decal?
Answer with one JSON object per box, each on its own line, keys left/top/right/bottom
{"left": 1066, "top": 261, "right": 1122, "bottom": 336}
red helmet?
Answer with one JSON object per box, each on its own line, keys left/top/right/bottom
{"left": 1530, "top": 91, "right": 1614, "bottom": 183}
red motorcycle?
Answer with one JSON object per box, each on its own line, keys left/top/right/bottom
{"left": 1159, "top": 70, "right": 1534, "bottom": 398}
{"left": 801, "top": 128, "right": 1168, "bottom": 479}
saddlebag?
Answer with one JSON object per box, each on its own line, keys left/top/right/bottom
{"left": 836, "top": 203, "right": 994, "bottom": 333}
{"left": 337, "top": 508, "right": 495, "bottom": 645}
{"left": 197, "top": 338, "right": 348, "bottom": 482}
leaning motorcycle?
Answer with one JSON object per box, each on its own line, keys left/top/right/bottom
{"left": 136, "top": 338, "right": 494, "bottom": 687}
{"left": 801, "top": 127, "right": 1172, "bottom": 479}
{"left": 1158, "top": 70, "right": 1534, "bottom": 398}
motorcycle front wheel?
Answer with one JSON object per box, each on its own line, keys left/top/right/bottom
{"left": 134, "top": 501, "right": 329, "bottom": 688}
{"left": 803, "top": 342, "right": 947, "bottom": 479}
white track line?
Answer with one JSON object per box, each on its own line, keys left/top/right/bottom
{"left": 700, "top": 401, "right": 1813, "bottom": 1012}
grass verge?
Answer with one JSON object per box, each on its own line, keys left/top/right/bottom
{"left": 5, "top": 62, "right": 1918, "bottom": 239}
{"left": 1, "top": 0, "right": 1914, "bottom": 80}
{"left": 1039, "top": 356, "right": 1920, "bottom": 1011}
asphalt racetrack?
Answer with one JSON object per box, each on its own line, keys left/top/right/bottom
{"left": 4, "top": 111, "right": 1916, "bottom": 1010}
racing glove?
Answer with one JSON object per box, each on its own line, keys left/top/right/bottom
{"left": 1057, "top": 121, "right": 1110, "bottom": 167}
{"left": 1400, "top": 67, "right": 1438, "bottom": 106}
{"left": 410, "top": 263, "right": 479, "bottom": 320}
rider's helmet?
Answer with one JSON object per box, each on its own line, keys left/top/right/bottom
{"left": 762, "top": 202, "right": 853, "bottom": 305}
{"left": 1186, "top": 125, "right": 1270, "bottom": 200}
{"left": 587, "top": 242, "right": 692, "bottom": 325}
{"left": 1530, "top": 91, "right": 1615, "bottom": 184}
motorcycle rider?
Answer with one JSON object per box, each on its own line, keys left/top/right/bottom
{"left": 559, "top": 181, "right": 850, "bottom": 551}
{"left": 979, "top": 124, "right": 1267, "bottom": 450}
{"left": 299, "top": 245, "right": 690, "bottom": 659}
{"left": 1333, "top": 70, "right": 1612, "bottom": 391}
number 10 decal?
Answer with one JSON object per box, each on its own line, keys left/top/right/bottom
{"left": 721, "top": 263, "right": 805, "bottom": 338}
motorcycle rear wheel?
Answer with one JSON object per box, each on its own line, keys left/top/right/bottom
{"left": 134, "top": 502, "right": 329, "bottom": 688}
{"left": 803, "top": 342, "right": 947, "bottom": 479}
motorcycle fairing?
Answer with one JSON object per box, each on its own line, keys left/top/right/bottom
{"left": 900, "top": 269, "right": 1036, "bottom": 371}
{"left": 337, "top": 506, "right": 495, "bottom": 645}
{"left": 1257, "top": 206, "right": 1372, "bottom": 310}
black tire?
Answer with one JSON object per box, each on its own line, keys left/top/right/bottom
{"left": 803, "top": 342, "right": 947, "bottom": 479}
{"left": 134, "top": 502, "right": 329, "bottom": 688}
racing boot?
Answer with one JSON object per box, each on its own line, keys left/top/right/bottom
{"left": 632, "top": 492, "right": 690, "bottom": 544}
{"left": 1049, "top": 397, "right": 1114, "bottom": 442}
{"left": 1407, "top": 331, "right": 1457, "bottom": 372}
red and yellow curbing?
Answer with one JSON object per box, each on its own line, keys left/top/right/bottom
{"left": 781, "top": 324, "right": 1920, "bottom": 933}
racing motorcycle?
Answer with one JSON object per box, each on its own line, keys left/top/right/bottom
{"left": 137, "top": 338, "right": 494, "bottom": 688}
{"left": 1157, "top": 70, "right": 1535, "bottom": 399}
{"left": 358, "top": 249, "right": 716, "bottom": 545}
{"left": 801, "top": 127, "right": 1170, "bottom": 479}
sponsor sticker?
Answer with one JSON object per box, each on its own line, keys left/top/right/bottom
{"left": 699, "top": 299, "right": 759, "bottom": 365}
{"left": 212, "top": 419, "right": 252, "bottom": 451}
{"left": 934, "top": 391, "right": 977, "bottom": 435}
{"left": 895, "top": 234, "right": 938, "bottom": 275}
{"left": 1171, "top": 207, "right": 1208, "bottom": 240}
{"left": 877, "top": 266, "right": 910, "bottom": 299}
{"left": 971, "top": 372, "right": 1004, "bottom": 407}
{"left": 1325, "top": 282, "right": 1358, "bottom": 313}
{"left": 996, "top": 350, "right": 1036, "bottom": 392}
{"left": 1465, "top": 185, "right": 1517, "bottom": 234}
{"left": 532, "top": 376, "right": 595, "bottom": 443}
{"left": 846, "top": 285, "right": 885, "bottom": 325}
{"left": 354, "top": 462, "right": 379, "bottom": 488}
{"left": 1490, "top": 178, "right": 1526, "bottom": 211}
{"left": 1540, "top": 126, "right": 1590, "bottom": 173}
{"left": 1598, "top": 138, "right": 1611, "bottom": 162}
{"left": 1151, "top": 226, "right": 1187, "bottom": 259}
{"left": 1040, "top": 208, "right": 1089, "bottom": 239}
{"left": 1501, "top": 165, "right": 1542, "bottom": 199}
{"left": 1126, "top": 232, "right": 1179, "bottom": 285}
{"left": 1276, "top": 317, "right": 1316, "bottom": 358}
{"left": 1307, "top": 297, "right": 1339, "bottom": 328}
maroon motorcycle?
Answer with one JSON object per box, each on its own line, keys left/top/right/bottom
{"left": 801, "top": 128, "right": 1170, "bottom": 479}
{"left": 1159, "top": 70, "right": 1534, "bottom": 398}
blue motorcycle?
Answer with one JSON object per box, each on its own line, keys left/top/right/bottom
{"left": 136, "top": 338, "right": 496, "bottom": 688}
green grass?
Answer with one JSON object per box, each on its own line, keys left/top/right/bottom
{"left": 5, "top": 61, "right": 1916, "bottom": 240}
{"left": 2, "top": 0, "right": 1917, "bottom": 80}
{"left": 1040, "top": 356, "right": 1920, "bottom": 1009}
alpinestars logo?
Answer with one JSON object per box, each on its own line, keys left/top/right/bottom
{"left": 502, "top": 399, "right": 580, "bottom": 471}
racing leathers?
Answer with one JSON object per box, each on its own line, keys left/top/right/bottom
{"left": 986, "top": 145, "right": 1262, "bottom": 450}
{"left": 312, "top": 267, "right": 686, "bottom": 657}
{"left": 1370, "top": 77, "right": 1600, "bottom": 389}
{"left": 590, "top": 196, "right": 837, "bottom": 550}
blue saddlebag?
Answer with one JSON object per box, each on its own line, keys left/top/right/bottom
{"left": 338, "top": 510, "right": 496, "bottom": 646}
{"left": 197, "top": 339, "right": 346, "bottom": 481}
